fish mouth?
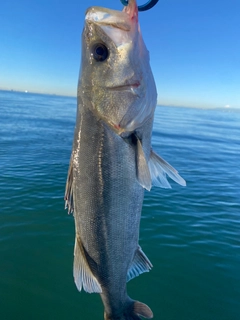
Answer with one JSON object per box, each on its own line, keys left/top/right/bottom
{"left": 85, "top": 7, "right": 132, "bottom": 31}
{"left": 107, "top": 81, "right": 140, "bottom": 91}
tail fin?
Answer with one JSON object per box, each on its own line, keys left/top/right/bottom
{"left": 133, "top": 301, "right": 153, "bottom": 319}
{"left": 104, "top": 300, "right": 153, "bottom": 320}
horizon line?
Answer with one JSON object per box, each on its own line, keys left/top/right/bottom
{"left": 0, "top": 88, "right": 238, "bottom": 110}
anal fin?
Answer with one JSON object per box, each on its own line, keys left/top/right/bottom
{"left": 74, "top": 235, "right": 102, "bottom": 293}
{"left": 127, "top": 246, "right": 153, "bottom": 282}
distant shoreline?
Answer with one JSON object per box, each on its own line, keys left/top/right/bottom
{"left": 0, "top": 88, "right": 76, "bottom": 99}
{"left": 0, "top": 89, "right": 238, "bottom": 112}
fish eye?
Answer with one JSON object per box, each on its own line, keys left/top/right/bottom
{"left": 92, "top": 43, "right": 109, "bottom": 62}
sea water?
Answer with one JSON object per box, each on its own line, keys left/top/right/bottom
{"left": 0, "top": 90, "right": 240, "bottom": 320}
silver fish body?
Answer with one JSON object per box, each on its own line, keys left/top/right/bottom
{"left": 65, "top": 1, "right": 186, "bottom": 319}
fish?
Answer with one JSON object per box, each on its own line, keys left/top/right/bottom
{"left": 64, "top": 0, "right": 186, "bottom": 319}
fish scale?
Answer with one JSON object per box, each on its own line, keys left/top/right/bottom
{"left": 74, "top": 107, "right": 143, "bottom": 283}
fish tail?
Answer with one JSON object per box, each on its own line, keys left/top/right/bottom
{"left": 104, "top": 300, "right": 153, "bottom": 320}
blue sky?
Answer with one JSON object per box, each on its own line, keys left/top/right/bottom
{"left": 0, "top": 0, "right": 239, "bottom": 108}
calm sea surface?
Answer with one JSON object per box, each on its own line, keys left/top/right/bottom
{"left": 1, "top": 90, "right": 240, "bottom": 320}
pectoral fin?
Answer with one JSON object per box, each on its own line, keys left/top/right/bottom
{"left": 127, "top": 246, "right": 153, "bottom": 282}
{"left": 149, "top": 150, "right": 186, "bottom": 188}
{"left": 73, "top": 236, "right": 102, "bottom": 293}
{"left": 64, "top": 155, "right": 74, "bottom": 214}
{"left": 136, "top": 138, "right": 152, "bottom": 191}
{"left": 135, "top": 138, "right": 186, "bottom": 189}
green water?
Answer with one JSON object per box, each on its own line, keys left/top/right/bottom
{"left": 1, "top": 91, "right": 240, "bottom": 319}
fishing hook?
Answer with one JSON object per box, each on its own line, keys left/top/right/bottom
{"left": 120, "top": 0, "right": 159, "bottom": 12}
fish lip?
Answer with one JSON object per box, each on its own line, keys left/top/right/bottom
{"left": 107, "top": 81, "right": 140, "bottom": 91}
{"left": 85, "top": 7, "right": 132, "bottom": 31}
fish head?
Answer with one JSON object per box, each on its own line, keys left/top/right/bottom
{"left": 79, "top": 0, "right": 157, "bottom": 134}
